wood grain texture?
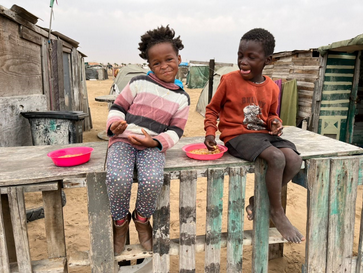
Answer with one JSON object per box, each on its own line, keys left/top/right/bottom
{"left": 327, "top": 157, "right": 359, "bottom": 272}
{"left": 8, "top": 187, "right": 32, "bottom": 272}
{"left": 179, "top": 170, "right": 197, "bottom": 272}
{"left": 204, "top": 168, "right": 224, "bottom": 273}
{"left": 153, "top": 173, "right": 171, "bottom": 273}
{"left": 42, "top": 184, "right": 66, "bottom": 259}
{"left": 252, "top": 159, "right": 269, "bottom": 273}
{"left": 305, "top": 158, "right": 330, "bottom": 272}
{"left": 86, "top": 172, "right": 115, "bottom": 273}
{"left": 0, "top": 194, "right": 10, "bottom": 273}
{"left": 226, "top": 167, "right": 246, "bottom": 273}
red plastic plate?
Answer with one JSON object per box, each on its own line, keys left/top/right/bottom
{"left": 47, "top": 146, "right": 94, "bottom": 167}
{"left": 182, "top": 143, "right": 228, "bottom": 161}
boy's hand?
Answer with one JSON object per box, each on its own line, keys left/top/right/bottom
{"left": 110, "top": 120, "right": 128, "bottom": 135}
{"left": 269, "top": 119, "right": 283, "bottom": 136}
{"left": 204, "top": 135, "right": 217, "bottom": 151}
{"left": 128, "top": 129, "right": 159, "bottom": 148}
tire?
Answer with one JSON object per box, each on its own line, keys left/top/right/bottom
{"left": 26, "top": 190, "right": 67, "bottom": 222}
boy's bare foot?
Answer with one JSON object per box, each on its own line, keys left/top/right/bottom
{"left": 270, "top": 207, "right": 305, "bottom": 243}
{"left": 246, "top": 196, "right": 255, "bottom": 220}
{"left": 246, "top": 196, "right": 305, "bottom": 243}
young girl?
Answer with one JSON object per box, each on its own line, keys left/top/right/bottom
{"left": 105, "top": 25, "right": 190, "bottom": 255}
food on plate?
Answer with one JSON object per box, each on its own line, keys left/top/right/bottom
{"left": 59, "top": 153, "right": 83, "bottom": 158}
{"left": 189, "top": 148, "right": 221, "bottom": 155}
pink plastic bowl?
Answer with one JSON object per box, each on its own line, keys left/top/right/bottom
{"left": 182, "top": 143, "right": 228, "bottom": 161}
{"left": 47, "top": 147, "right": 94, "bottom": 167}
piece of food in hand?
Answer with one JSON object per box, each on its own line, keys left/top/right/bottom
{"left": 189, "top": 148, "right": 220, "bottom": 155}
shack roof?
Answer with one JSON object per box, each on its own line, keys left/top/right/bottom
{"left": 318, "top": 33, "right": 363, "bottom": 56}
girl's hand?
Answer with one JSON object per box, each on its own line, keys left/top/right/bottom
{"left": 204, "top": 135, "right": 217, "bottom": 151}
{"left": 128, "top": 129, "right": 159, "bottom": 148}
{"left": 110, "top": 120, "right": 128, "bottom": 135}
{"left": 269, "top": 119, "right": 283, "bottom": 136}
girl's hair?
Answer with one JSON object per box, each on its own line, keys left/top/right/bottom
{"left": 241, "top": 28, "right": 275, "bottom": 56}
{"left": 138, "top": 25, "right": 184, "bottom": 61}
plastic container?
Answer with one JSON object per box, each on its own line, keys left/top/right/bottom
{"left": 47, "top": 146, "right": 94, "bottom": 167}
{"left": 182, "top": 143, "right": 228, "bottom": 160}
{"left": 21, "top": 111, "right": 88, "bottom": 145}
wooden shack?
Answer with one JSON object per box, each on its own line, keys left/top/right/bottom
{"left": 263, "top": 33, "right": 363, "bottom": 147}
{"left": 0, "top": 4, "right": 91, "bottom": 147}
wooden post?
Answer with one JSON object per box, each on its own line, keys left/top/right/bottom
{"left": 205, "top": 168, "right": 224, "bottom": 272}
{"left": 304, "top": 158, "right": 330, "bottom": 272}
{"left": 226, "top": 167, "right": 246, "bottom": 273}
{"left": 153, "top": 173, "right": 171, "bottom": 272}
{"left": 178, "top": 170, "right": 197, "bottom": 272}
{"left": 208, "top": 59, "right": 215, "bottom": 104}
{"left": 327, "top": 157, "right": 359, "bottom": 272}
{"left": 252, "top": 158, "right": 269, "bottom": 273}
{"left": 42, "top": 182, "right": 66, "bottom": 259}
{"left": 8, "top": 187, "right": 32, "bottom": 272}
{"left": 0, "top": 193, "right": 10, "bottom": 273}
{"left": 86, "top": 172, "right": 116, "bottom": 273}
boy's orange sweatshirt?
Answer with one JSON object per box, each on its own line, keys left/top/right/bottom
{"left": 204, "top": 71, "right": 282, "bottom": 144}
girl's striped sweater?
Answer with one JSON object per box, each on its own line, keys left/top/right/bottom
{"left": 106, "top": 73, "right": 190, "bottom": 153}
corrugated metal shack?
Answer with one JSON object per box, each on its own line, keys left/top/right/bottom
{"left": 0, "top": 4, "right": 92, "bottom": 147}
{"left": 263, "top": 33, "right": 363, "bottom": 147}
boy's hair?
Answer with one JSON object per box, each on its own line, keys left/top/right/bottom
{"left": 138, "top": 25, "right": 184, "bottom": 61}
{"left": 241, "top": 28, "right": 275, "bottom": 57}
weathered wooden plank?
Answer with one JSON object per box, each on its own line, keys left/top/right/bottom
{"left": 42, "top": 184, "right": 66, "bottom": 259}
{"left": 153, "top": 173, "right": 171, "bottom": 273}
{"left": 86, "top": 172, "right": 116, "bottom": 273}
{"left": 205, "top": 168, "right": 224, "bottom": 273}
{"left": 19, "top": 25, "right": 42, "bottom": 45}
{"left": 9, "top": 257, "right": 67, "bottom": 273}
{"left": 356, "top": 184, "right": 363, "bottom": 272}
{"left": 0, "top": 17, "right": 42, "bottom": 97}
{"left": 0, "top": 182, "right": 59, "bottom": 194}
{"left": 178, "top": 170, "right": 197, "bottom": 272}
{"left": 359, "top": 157, "right": 363, "bottom": 186}
{"left": 0, "top": 193, "right": 10, "bottom": 273}
{"left": 304, "top": 158, "right": 330, "bottom": 272}
{"left": 0, "top": 195, "right": 16, "bottom": 263}
{"left": 311, "top": 54, "right": 328, "bottom": 132}
{"left": 226, "top": 167, "right": 246, "bottom": 273}
{"left": 71, "top": 48, "right": 81, "bottom": 111}
{"left": 252, "top": 159, "right": 269, "bottom": 273}
{"left": 327, "top": 157, "right": 359, "bottom": 272}
{"left": 71, "top": 227, "right": 287, "bottom": 267}
{"left": 8, "top": 187, "right": 32, "bottom": 272}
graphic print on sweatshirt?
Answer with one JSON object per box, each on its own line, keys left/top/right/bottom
{"left": 243, "top": 104, "right": 266, "bottom": 130}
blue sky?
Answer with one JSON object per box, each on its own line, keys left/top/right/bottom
{"left": 2, "top": 1, "right": 362, "bottom": 64}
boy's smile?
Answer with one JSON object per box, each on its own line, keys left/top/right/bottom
{"left": 148, "top": 42, "right": 181, "bottom": 83}
{"left": 237, "top": 40, "right": 271, "bottom": 83}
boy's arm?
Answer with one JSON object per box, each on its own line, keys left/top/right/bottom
{"left": 204, "top": 76, "right": 226, "bottom": 149}
{"left": 266, "top": 83, "right": 283, "bottom": 134}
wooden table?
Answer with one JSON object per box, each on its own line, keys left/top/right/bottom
{"left": 1, "top": 126, "right": 363, "bottom": 272}
{"left": 1, "top": 127, "right": 361, "bottom": 187}
{"left": 94, "top": 95, "right": 118, "bottom": 141}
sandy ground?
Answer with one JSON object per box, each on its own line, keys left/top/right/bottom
{"left": 25, "top": 77, "right": 363, "bottom": 272}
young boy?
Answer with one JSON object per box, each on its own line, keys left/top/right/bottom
{"left": 204, "top": 28, "right": 304, "bottom": 243}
